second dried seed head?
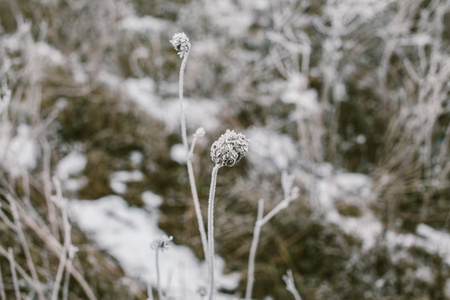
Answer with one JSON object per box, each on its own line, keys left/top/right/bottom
{"left": 170, "top": 32, "right": 191, "bottom": 58}
{"left": 211, "top": 129, "right": 249, "bottom": 167}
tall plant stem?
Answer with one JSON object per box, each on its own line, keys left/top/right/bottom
{"left": 155, "top": 249, "right": 162, "bottom": 300}
{"left": 178, "top": 53, "right": 209, "bottom": 262}
{"left": 207, "top": 164, "right": 220, "bottom": 300}
{"left": 179, "top": 52, "right": 189, "bottom": 149}
{"left": 245, "top": 199, "right": 264, "bottom": 300}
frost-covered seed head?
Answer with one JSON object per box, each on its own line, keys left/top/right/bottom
{"left": 170, "top": 32, "right": 191, "bottom": 58}
{"left": 210, "top": 129, "right": 249, "bottom": 167}
{"left": 151, "top": 235, "right": 173, "bottom": 252}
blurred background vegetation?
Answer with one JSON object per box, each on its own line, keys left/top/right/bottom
{"left": 0, "top": 0, "right": 449, "bottom": 299}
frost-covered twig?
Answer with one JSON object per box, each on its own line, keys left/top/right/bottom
{"left": 208, "top": 130, "right": 249, "bottom": 300}
{"left": 0, "top": 258, "right": 6, "bottom": 300}
{"left": 51, "top": 176, "right": 75, "bottom": 300}
{"left": 245, "top": 171, "right": 299, "bottom": 300}
{"left": 2, "top": 190, "right": 96, "bottom": 300}
{"left": 245, "top": 199, "right": 264, "bottom": 300}
{"left": 207, "top": 164, "right": 220, "bottom": 300}
{"left": 171, "top": 32, "right": 209, "bottom": 263}
{"left": 151, "top": 235, "right": 173, "bottom": 300}
{"left": 7, "top": 195, "right": 45, "bottom": 300}
{"left": 283, "top": 269, "right": 302, "bottom": 300}
{"left": 259, "top": 172, "right": 299, "bottom": 227}
{"left": 189, "top": 127, "right": 206, "bottom": 159}
{"left": 42, "top": 138, "right": 58, "bottom": 237}
{"left": 7, "top": 248, "right": 20, "bottom": 300}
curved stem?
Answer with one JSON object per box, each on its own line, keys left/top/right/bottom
{"left": 208, "top": 164, "right": 220, "bottom": 300}
{"left": 187, "top": 161, "right": 208, "bottom": 260}
{"left": 178, "top": 53, "right": 209, "bottom": 262}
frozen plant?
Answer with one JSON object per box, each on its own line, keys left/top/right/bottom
{"left": 210, "top": 130, "right": 249, "bottom": 168}
{"left": 51, "top": 176, "right": 78, "bottom": 300}
{"left": 283, "top": 269, "right": 302, "bottom": 300}
{"left": 245, "top": 171, "right": 299, "bottom": 300}
{"left": 151, "top": 235, "right": 173, "bottom": 300}
{"left": 170, "top": 33, "right": 209, "bottom": 263}
{"left": 208, "top": 130, "right": 249, "bottom": 300}
{"left": 170, "top": 32, "right": 191, "bottom": 59}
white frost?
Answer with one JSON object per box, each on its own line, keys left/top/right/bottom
{"left": 170, "top": 143, "right": 188, "bottom": 164}
{"left": 0, "top": 124, "right": 37, "bottom": 177}
{"left": 245, "top": 127, "right": 299, "bottom": 174}
{"left": 124, "top": 78, "right": 221, "bottom": 133}
{"left": 57, "top": 150, "right": 87, "bottom": 181}
{"left": 70, "top": 195, "right": 240, "bottom": 299}
{"left": 142, "top": 191, "right": 163, "bottom": 209}
{"left": 109, "top": 170, "right": 144, "bottom": 194}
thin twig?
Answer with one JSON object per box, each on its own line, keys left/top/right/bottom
{"left": 51, "top": 177, "right": 71, "bottom": 300}
{"left": 0, "top": 245, "right": 37, "bottom": 290}
{"left": 245, "top": 173, "right": 299, "bottom": 299}
{"left": 7, "top": 195, "right": 96, "bottom": 300}
{"left": 7, "top": 195, "right": 46, "bottom": 300}
{"left": 155, "top": 249, "right": 162, "bottom": 300}
{"left": 207, "top": 164, "right": 220, "bottom": 300}
{"left": 245, "top": 199, "right": 264, "bottom": 300}
{"left": 8, "top": 248, "right": 20, "bottom": 300}
{"left": 178, "top": 49, "right": 209, "bottom": 263}
{"left": 283, "top": 269, "right": 302, "bottom": 300}
{"left": 41, "top": 137, "right": 59, "bottom": 237}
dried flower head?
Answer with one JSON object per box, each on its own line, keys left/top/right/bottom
{"left": 170, "top": 32, "right": 191, "bottom": 58}
{"left": 151, "top": 235, "right": 173, "bottom": 252}
{"left": 210, "top": 129, "right": 249, "bottom": 167}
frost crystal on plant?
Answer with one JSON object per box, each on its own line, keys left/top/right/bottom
{"left": 211, "top": 129, "right": 249, "bottom": 167}
{"left": 151, "top": 235, "right": 173, "bottom": 252}
{"left": 194, "top": 127, "right": 206, "bottom": 138}
{"left": 170, "top": 32, "right": 191, "bottom": 58}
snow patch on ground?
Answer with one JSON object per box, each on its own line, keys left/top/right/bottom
{"left": 245, "top": 127, "right": 299, "bottom": 174}
{"left": 57, "top": 150, "right": 87, "bottom": 180}
{"left": 110, "top": 170, "right": 144, "bottom": 194}
{"left": 56, "top": 150, "right": 88, "bottom": 192}
{"left": 0, "top": 124, "right": 37, "bottom": 177}
{"left": 70, "top": 195, "right": 240, "bottom": 299}
{"left": 124, "top": 78, "right": 221, "bottom": 133}
{"left": 316, "top": 172, "right": 382, "bottom": 250}
{"left": 142, "top": 191, "right": 163, "bottom": 210}
{"left": 417, "top": 223, "right": 450, "bottom": 265}
{"left": 170, "top": 143, "right": 188, "bottom": 164}
{"left": 281, "top": 73, "right": 320, "bottom": 116}
{"left": 326, "top": 209, "right": 382, "bottom": 250}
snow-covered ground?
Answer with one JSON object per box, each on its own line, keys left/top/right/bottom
{"left": 58, "top": 149, "right": 240, "bottom": 299}
{"left": 70, "top": 195, "right": 240, "bottom": 300}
